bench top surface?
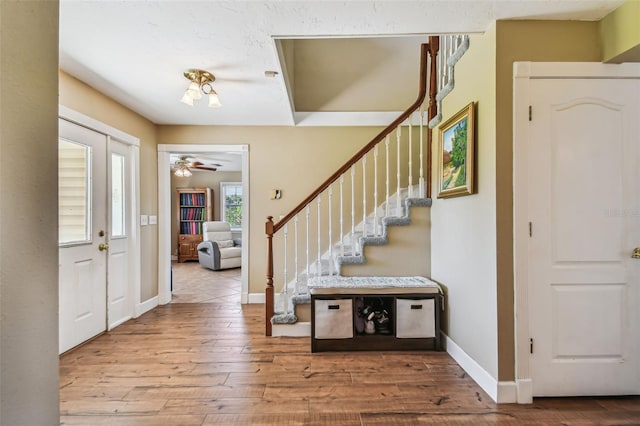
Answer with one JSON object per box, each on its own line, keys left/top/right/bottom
{"left": 308, "top": 276, "right": 442, "bottom": 295}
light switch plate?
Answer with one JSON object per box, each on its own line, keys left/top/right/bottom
{"left": 149, "top": 215, "right": 157, "bottom": 225}
{"left": 140, "top": 215, "right": 149, "bottom": 226}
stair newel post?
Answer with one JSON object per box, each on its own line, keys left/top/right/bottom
{"left": 339, "top": 175, "right": 344, "bottom": 257}
{"left": 408, "top": 112, "right": 413, "bottom": 198}
{"left": 265, "top": 216, "right": 274, "bottom": 336}
{"left": 350, "top": 165, "right": 356, "bottom": 257}
{"left": 373, "top": 145, "right": 379, "bottom": 236}
{"left": 362, "top": 154, "right": 367, "bottom": 238}
{"left": 419, "top": 106, "right": 425, "bottom": 197}
{"left": 396, "top": 125, "right": 402, "bottom": 215}
{"left": 427, "top": 36, "right": 440, "bottom": 200}
{"left": 385, "top": 135, "right": 390, "bottom": 217}
{"left": 305, "top": 205, "right": 310, "bottom": 280}
{"left": 328, "top": 185, "right": 333, "bottom": 276}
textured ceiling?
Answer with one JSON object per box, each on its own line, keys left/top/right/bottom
{"left": 59, "top": 0, "right": 623, "bottom": 126}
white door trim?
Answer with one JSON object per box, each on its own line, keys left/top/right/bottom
{"left": 58, "top": 105, "right": 141, "bottom": 323}
{"left": 157, "top": 144, "right": 250, "bottom": 305}
{"left": 513, "top": 61, "right": 640, "bottom": 404}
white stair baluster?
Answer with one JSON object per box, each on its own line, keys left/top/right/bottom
{"left": 340, "top": 174, "right": 344, "bottom": 257}
{"left": 419, "top": 106, "right": 425, "bottom": 197}
{"left": 294, "top": 215, "right": 299, "bottom": 296}
{"left": 441, "top": 37, "right": 446, "bottom": 91}
{"left": 449, "top": 35, "right": 455, "bottom": 67}
{"left": 373, "top": 145, "right": 379, "bottom": 236}
{"left": 328, "top": 185, "right": 333, "bottom": 276}
{"left": 396, "top": 125, "right": 401, "bottom": 216}
{"left": 448, "top": 36, "right": 454, "bottom": 84}
{"left": 362, "top": 155, "right": 367, "bottom": 238}
{"left": 351, "top": 165, "right": 356, "bottom": 257}
{"left": 305, "top": 205, "right": 310, "bottom": 280}
{"left": 446, "top": 36, "right": 451, "bottom": 87}
{"left": 317, "top": 196, "right": 321, "bottom": 278}
{"left": 385, "top": 135, "right": 390, "bottom": 217}
{"left": 408, "top": 112, "right": 413, "bottom": 198}
{"left": 283, "top": 221, "right": 288, "bottom": 308}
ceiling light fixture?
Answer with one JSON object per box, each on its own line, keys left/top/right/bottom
{"left": 174, "top": 159, "right": 193, "bottom": 177}
{"left": 180, "top": 68, "right": 221, "bottom": 108}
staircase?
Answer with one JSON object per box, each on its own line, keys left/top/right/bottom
{"left": 265, "top": 35, "right": 470, "bottom": 336}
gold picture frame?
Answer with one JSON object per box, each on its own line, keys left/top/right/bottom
{"left": 437, "top": 102, "right": 476, "bottom": 198}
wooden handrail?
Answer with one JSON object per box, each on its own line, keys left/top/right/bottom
{"left": 271, "top": 39, "right": 436, "bottom": 235}
{"left": 426, "top": 37, "right": 439, "bottom": 199}
{"left": 265, "top": 37, "right": 440, "bottom": 336}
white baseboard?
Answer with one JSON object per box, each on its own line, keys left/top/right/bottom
{"left": 171, "top": 255, "right": 177, "bottom": 261}
{"left": 135, "top": 296, "right": 158, "bottom": 317}
{"left": 498, "top": 381, "right": 518, "bottom": 403}
{"left": 516, "top": 379, "right": 533, "bottom": 403}
{"left": 108, "top": 316, "right": 132, "bottom": 330}
{"left": 247, "top": 293, "right": 265, "bottom": 304}
{"left": 443, "top": 332, "right": 516, "bottom": 404}
{"left": 272, "top": 321, "right": 311, "bottom": 337}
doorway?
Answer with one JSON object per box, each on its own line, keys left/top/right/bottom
{"left": 58, "top": 107, "right": 141, "bottom": 354}
{"left": 513, "top": 62, "right": 640, "bottom": 401}
{"left": 157, "top": 144, "right": 249, "bottom": 305}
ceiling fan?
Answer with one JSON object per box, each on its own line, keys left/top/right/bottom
{"left": 173, "top": 156, "right": 220, "bottom": 177}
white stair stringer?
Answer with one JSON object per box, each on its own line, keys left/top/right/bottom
{"left": 273, "top": 185, "right": 416, "bottom": 319}
{"left": 272, "top": 196, "right": 432, "bottom": 329}
{"left": 335, "top": 197, "right": 432, "bottom": 273}
{"left": 428, "top": 34, "right": 470, "bottom": 129}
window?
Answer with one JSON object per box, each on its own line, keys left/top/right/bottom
{"left": 58, "top": 139, "right": 91, "bottom": 245}
{"left": 220, "top": 182, "right": 242, "bottom": 230}
{"left": 111, "top": 153, "right": 126, "bottom": 237}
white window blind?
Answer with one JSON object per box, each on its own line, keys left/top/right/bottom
{"left": 58, "top": 139, "right": 91, "bottom": 244}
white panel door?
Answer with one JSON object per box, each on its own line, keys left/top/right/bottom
{"left": 59, "top": 119, "right": 108, "bottom": 353}
{"left": 528, "top": 78, "right": 640, "bottom": 396}
{"left": 107, "top": 139, "right": 133, "bottom": 329}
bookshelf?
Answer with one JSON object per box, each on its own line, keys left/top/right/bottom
{"left": 176, "top": 188, "right": 212, "bottom": 262}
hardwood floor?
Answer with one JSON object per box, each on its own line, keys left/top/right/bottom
{"left": 60, "top": 267, "right": 640, "bottom": 425}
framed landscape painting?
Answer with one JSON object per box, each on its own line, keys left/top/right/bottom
{"left": 437, "top": 102, "right": 476, "bottom": 198}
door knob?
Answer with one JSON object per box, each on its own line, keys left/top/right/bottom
{"left": 98, "top": 243, "right": 109, "bottom": 252}
{"left": 632, "top": 248, "right": 640, "bottom": 259}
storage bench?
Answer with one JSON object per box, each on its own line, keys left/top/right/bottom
{"left": 309, "top": 276, "right": 442, "bottom": 353}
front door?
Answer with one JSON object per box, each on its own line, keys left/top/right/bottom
{"left": 107, "top": 139, "right": 132, "bottom": 330}
{"left": 527, "top": 76, "right": 640, "bottom": 396}
{"left": 59, "top": 119, "right": 108, "bottom": 353}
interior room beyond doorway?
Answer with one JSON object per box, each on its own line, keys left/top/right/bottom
{"left": 171, "top": 262, "right": 241, "bottom": 304}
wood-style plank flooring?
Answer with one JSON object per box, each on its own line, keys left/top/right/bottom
{"left": 60, "top": 263, "right": 640, "bottom": 425}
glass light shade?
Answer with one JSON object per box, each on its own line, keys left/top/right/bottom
{"left": 174, "top": 167, "right": 192, "bottom": 177}
{"left": 180, "top": 89, "right": 194, "bottom": 106}
{"left": 187, "top": 82, "right": 202, "bottom": 100}
{"left": 208, "top": 91, "right": 222, "bottom": 108}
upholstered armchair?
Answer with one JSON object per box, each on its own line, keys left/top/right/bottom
{"left": 197, "top": 221, "right": 241, "bottom": 270}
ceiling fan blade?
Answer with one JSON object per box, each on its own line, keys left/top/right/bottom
{"left": 189, "top": 161, "right": 219, "bottom": 171}
{"left": 192, "top": 165, "right": 217, "bottom": 172}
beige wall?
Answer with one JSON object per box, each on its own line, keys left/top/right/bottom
{"left": 292, "top": 37, "right": 424, "bottom": 111}
{"left": 432, "top": 20, "right": 602, "bottom": 383}
{"left": 59, "top": 71, "right": 159, "bottom": 301}
{"left": 170, "top": 170, "right": 242, "bottom": 254}
{"left": 600, "top": 0, "right": 640, "bottom": 63}
{"left": 157, "top": 126, "right": 383, "bottom": 294}
{"left": 0, "top": 1, "right": 60, "bottom": 423}
{"left": 431, "top": 26, "right": 499, "bottom": 378}
{"left": 494, "top": 20, "right": 601, "bottom": 381}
